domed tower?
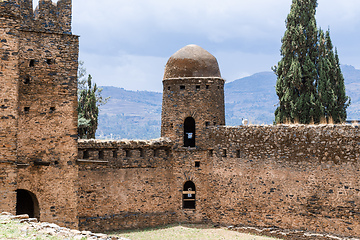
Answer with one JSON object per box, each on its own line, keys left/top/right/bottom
{"left": 161, "top": 44, "right": 225, "bottom": 149}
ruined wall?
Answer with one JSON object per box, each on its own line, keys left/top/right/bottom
{"left": 0, "top": 0, "right": 79, "bottom": 228}
{"left": 77, "top": 139, "right": 177, "bottom": 232}
{"left": 201, "top": 125, "right": 360, "bottom": 237}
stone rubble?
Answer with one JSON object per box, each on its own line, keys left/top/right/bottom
{"left": 0, "top": 212, "right": 130, "bottom": 240}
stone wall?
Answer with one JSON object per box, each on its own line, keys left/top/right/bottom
{"left": 203, "top": 124, "right": 360, "bottom": 237}
{"left": 77, "top": 139, "right": 177, "bottom": 232}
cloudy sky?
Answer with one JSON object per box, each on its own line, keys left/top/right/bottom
{"left": 34, "top": 0, "right": 360, "bottom": 92}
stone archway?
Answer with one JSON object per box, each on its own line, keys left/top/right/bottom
{"left": 183, "top": 181, "right": 196, "bottom": 209}
{"left": 16, "top": 189, "right": 40, "bottom": 219}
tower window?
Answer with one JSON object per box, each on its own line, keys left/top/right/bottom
{"left": 83, "top": 150, "right": 89, "bottom": 159}
{"left": 196, "top": 85, "right": 200, "bottom": 90}
{"left": 184, "top": 117, "right": 195, "bottom": 147}
{"left": 113, "top": 150, "right": 118, "bottom": 158}
{"left": 139, "top": 149, "right": 144, "bottom": 158}
{"left": 208, "top": 149, "right": 214, "bottom": 157}
{"left": 180, "top": 85, "right": 185, "bottom": 90}
{"left": 49, "top": 107, "right": 55, "bottom": 113}
{"left": 24, "top": 76, "right": 30, "bottom": 84}
{"left": 153, "top": 149, "right": 158, "bottom": 157}
{"left": 205, "top": 122, "right": 210, "bottom": 127}
{"left": 29, "top": 59, "right": 35, "bottom": 67}
{"left": 223, "top": 149, "right": 227, "bottom": 158}
{"left": 195, "top": 161, "right": 200, "bottom": 168}
{"left": 46, "top": 59, "right": 54, "bottom": 65}
{"left": 24, "top": 107, "right": 30, "bottom": 113}
{"left": 236, "top": 150, "right": 241, "bottom": 158}
{"left": 168, "top": 86, "right": 171, "bottom": 90}
{"left": 125, "top": 149, "right": 131, "bottom": 158}
{"left": 206, "top": 85, "right": 209, "bottom": 89}
{"left": 98, "top": 150, "right": 104, "bottom": 160}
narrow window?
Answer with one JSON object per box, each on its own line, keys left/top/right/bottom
{"left": 139, "top": 149, "right": 144, "bottom": 158}
{"left": 180, "top": 85, "right": 185, "bottom": 90}
{"left": 49, "top": 107, "right": 55, "bottom": 113}
{"left": 112, "top": 150, "right": 117, "bottom": 158}
{"left": 153, "top": 149, "right": 158, "bottom": 157}
{"left": 195, "top": 161, "right": 200, "bottom": 168}
{"left": 214, "top": 122, "right": 217, "bottom": 126}
{"left": 196, "top": 85, "right": 200, "bottom": 90}
{"left": 99, "top": 150, "right": 104, "bottom": 160}
{"left": 165, "top": 149, "right": 170, "bottom": 157}
{"left": 205, "top": 121, "right": 210, "bottom": 127}
{"left": 184, "top": 117, "right": 195, "bottom": 147}
{"left": 183, "top": 181, "right": 196, "bottom": 209}
{"left": 24, "top": 107, "right": 30, "bottom": 113}
{"left": 83, "top": 150, "right": 89, "bottom": 159}
{"left": 208, "top": 149, "right": 213, "bottom": 157}
{"left": 223, "top": 149, "right": 227, "bottom": 158}
{"left": 46, "top": 59, "right": 54, "bottom": 65}
{"left": 29, "top": 59, "right": 35, "bottom": 67}
{"left": 125, "top": 149, "right": 131, "bottom": 158}
{"left": 236, "top": 150, "right": 241, "bottom": 158}
{"left": 168, "top": 86, "right": 171, "bottom": 90}
{"left": 206, "top": 85, "right": 209, "bottom": 89}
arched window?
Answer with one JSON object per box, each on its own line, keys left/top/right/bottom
{"left": 184, "top": 117, "right": 195, "bottom": 147}
{"left": 16, "top": 189, "right": 40, "bottom": 219}
{"left": 183, "top": 181, "right": 196, "bottom": 209}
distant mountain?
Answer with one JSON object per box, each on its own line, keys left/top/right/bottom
{"left": 96, "top": 65, "right": 360, "bottom": 140}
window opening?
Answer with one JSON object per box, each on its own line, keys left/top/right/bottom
{"left": 205, "top": 121, "right": 210, "bottom": 127}
{"left": 49, "top": 107, "right": 55, "bottom": 113}
{"left": 236, "top": 150, "right": 241, "bottom": 158}
{"left": 180, "top": 85, "right": 185, "bottom": 90}
{"left": 29, "top": 59, "right": 35, "bottom": 67}
{"left": 24, "top": 76, "right": 30, "bottom": 84}
{"left": 183, "top": 181, "right": 196, "bottom": 209}
{"left": 125, "top": 149, "right": 131, "bottom": 158}
{"left": 153, "top": 149, "right": 158, "bottom": 157}
{"left": 46, "top": 59, "right": 54, "bottom": 65}
{"left": 113, "top": 150, "right": 117, "bottom": 158}
{"left": 24, "top": 107, "right": 30, "bottom": 113}
{"left": 196, "top": 85, "right": 200, "bottom": 90}
{"left": 99, "top": 150, "right": 104, "bottom": 159}
{"left": 208, "top": 149, "right": 214, "bottom": 157}
{"left": 195, "top": 161, "right": 200, "bottom": 168}
{"left": 206, "top": 85, "right": 209, "bottom": 89}
{"left": 223, "top": 149, "right": 227, "bottom": 157}
{"left": 184, "top": 117, "right": 195, "bottom": 147}
{"left": 168, "top": 86, "right": 171, "bottom": 90}
{"left": 83, "top": 150, "right": 89, "bottom": 159}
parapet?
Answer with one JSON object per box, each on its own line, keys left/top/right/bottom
{"left": 0, "top": 0, "right": 72, "bottom": 34}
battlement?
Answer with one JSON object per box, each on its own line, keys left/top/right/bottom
{"left": 0, "top": 0, "right": 72, "bottom": 34}
{"left": 78, "top": 138, "right": 173, "bottom": 168}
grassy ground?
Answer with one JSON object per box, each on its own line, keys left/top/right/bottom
{"left": 0, "top": 219, "right": 65, "bottom": 240}
{"left": 112, "top": 224, "right": 282, "bottom": 240}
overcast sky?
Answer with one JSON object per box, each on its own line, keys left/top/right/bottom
{"left": 34, "top": 0, "right": 360, "bottom": 92}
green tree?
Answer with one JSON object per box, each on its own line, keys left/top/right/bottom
{"left": 273, "top": 0, "right": 349, "bottom": 124}
{"left": 77, "top": 61, "right": 109, "bottom": 139}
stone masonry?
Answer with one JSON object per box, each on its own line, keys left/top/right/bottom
{"left": 1, "top": 1, "right": 360, "bottom": 239}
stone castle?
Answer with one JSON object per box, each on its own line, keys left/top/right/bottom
{"left": 1, "top": 0, "right": 360, "bottom": 238}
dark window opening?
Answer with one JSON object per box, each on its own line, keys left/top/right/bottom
{"left": 183, "top": 181, "right": 196, "bottom": 209}
{"left": 113, "top": 150, "right": 118, "bottom": 158}
{"left": 205, "top": 121, "right": 210, "bottom": 127}
{"left": 166, "top": 149, "right": 170, "bottom": 157}
{"left": 49, "top": 107, "right": 55, "bottom": 113}
{"left": 29, "top": 59, "right": 35, "bottom": 67}
{"left": 99, "top": 150, "right": 104, "bottom": 159}
{"left": 206, "top": 85, "right": 209, "bottom": 89}
{"left": 236, "top": 150, "right": 241, "bottom": 158}
{"left": 196, "top": 85, "right": 200, "bottom": 90}
{"left": 195, "top": 161, "right": 200, "bottom": 168}
{"left": 168, "top": 86, "right": 171, "bottom": 90}
{"left": 16, "top": 189, "right": 40, "bottom": 219}
{"left": 153, "top": 149, "right": 158, "bottom": 157}
{"left": 24, "top": 107, "right": 30, "bottom": 113}
{"left": 180, "top": 85, "right": 185, "bottom": 90}
{"left": 83, "top": 150, "right": 89, "bottom": 159}
{"left": 139, "top": 149, "right": 144, "bottom": 158}
{"left": 54, "top": 161, "right": 59, "bottom": 165}
{"left": 214, "top": 122, "right": 217, "bottom": 126}
{"left": 218, "top": 86, "right": 220, "bottom": 89}
{"left": 209, "top": 149, "right": 214, "bottom": 157}
{"left": 125, "top": 149, "right": 131, "bottom": 158}
{"left": 24, "top": 76, "right": 30, "bottom": 84}
{"left": 46, "top": 59, "right": 54, "bottom": 65}
{"left": 223, "top": 149, "right": 227, "bottom": 158}
{"left": 184, "top": 117, "right": 195, "bottom": 147}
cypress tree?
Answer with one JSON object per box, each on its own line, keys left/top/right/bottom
{"left": 274, "top": 0, "right": 350, "bottom": 124}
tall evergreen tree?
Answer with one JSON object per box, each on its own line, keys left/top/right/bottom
{"left": 274, "top": 0, "right": 349, "bottom": 124}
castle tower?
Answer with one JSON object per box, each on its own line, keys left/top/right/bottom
{"left": 0, "top": 0, "right": 79, "bottom": 228}
{"left": 161, "top": 44, "right": 225, "bottom": 149}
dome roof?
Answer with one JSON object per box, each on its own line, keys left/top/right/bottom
{"left": 163, "top": 44, "right": 221, "bottom": 79}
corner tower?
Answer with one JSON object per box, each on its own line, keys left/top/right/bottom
{"left": 161, "top": 45, "right": 225, "bottom": 149}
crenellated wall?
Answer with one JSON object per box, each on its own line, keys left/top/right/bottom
{"left": 77, "top": 139, "right": 177, "bottom": 231}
